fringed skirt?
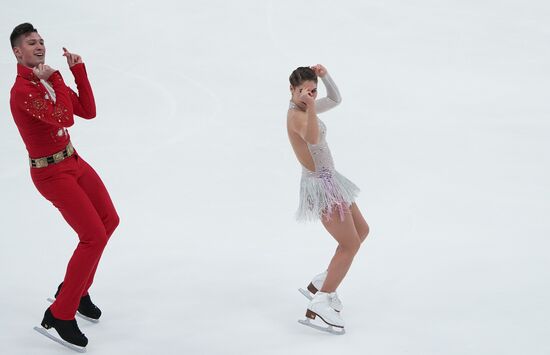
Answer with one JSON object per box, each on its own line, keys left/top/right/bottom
{"left": 296, "top": 167, "right": 360, "bottom": 222}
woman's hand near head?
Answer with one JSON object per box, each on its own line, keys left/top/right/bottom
{"left": 299, "top": 89, "right": 315, "bottom": 108}
{"left": 299, "top": 81, "right": 317, "bottom": 109}
{"left": 311, "top": 64, "right": 327, "bottom": 77}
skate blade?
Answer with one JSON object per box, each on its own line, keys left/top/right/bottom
{"left": 34, "top": 326, "right": 87, "bottom": 353}
{"left": 47, "top": 298, "right": 100, "bottom": 323}
{"left": 298, "top": 288, "right": 313, "bottom": 301}
{"left": 298, "top": 318, "right": 345, "bottom": 335}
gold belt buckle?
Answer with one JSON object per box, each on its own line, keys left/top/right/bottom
{"left": 53, "top": 151, "right": 64, "bottom": 163}
{"left": 34, "top": 158, "right": 48, "bottom": 168}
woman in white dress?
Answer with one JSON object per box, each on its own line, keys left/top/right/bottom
{"left": 286, "top": 64, "right": 369, "bottom": 332}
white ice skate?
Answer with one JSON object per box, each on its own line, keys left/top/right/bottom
{"left": 298, "top": 271, "right": 343, "bottom": 312}
{"left": 298, "top": 292, "right": 345, "bottom": 335}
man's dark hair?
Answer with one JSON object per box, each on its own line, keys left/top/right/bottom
{"left": 10, "top": 23, "right": 38, "bottom": 48}
{"left": 289, "top": 67, "right": 318, "bottom": 87}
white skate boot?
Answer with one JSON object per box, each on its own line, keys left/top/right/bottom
{"left": 298, "top": 292, "right": 345, "bottom": 335}
{"left": 298, "top": 271, "right": 343, "bottom": 312}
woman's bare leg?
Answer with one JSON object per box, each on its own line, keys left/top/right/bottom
{"left": 350, "top": 203, "right": 369, "bottom": 242}
{"left": 320, "top": 209, "right": 361, "bottom": 292}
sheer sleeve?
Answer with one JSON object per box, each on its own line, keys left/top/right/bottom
{"left": 315, "top": 73, "right": 342, "bottom": 114}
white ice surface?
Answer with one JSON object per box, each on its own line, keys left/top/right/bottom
{"left": 1, "top": 1, "right": 549, "bottom": 354}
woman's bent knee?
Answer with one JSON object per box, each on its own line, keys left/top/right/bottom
{"left": 360, "top": 224, "right": 370, "bottom": 242}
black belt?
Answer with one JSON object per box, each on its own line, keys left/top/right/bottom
{"left": 30, "top": 142, "right": 75, "bottom": 168}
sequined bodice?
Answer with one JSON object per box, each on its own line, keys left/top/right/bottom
{"left": 306, "top": 118, "right": 335, "bottom": 173}
{"left": 289, "top": 101, "right": 335, "bottom": 174}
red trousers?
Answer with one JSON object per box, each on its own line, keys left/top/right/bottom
{"left": 31, "top": 153, "right": 119, "bottom": 320}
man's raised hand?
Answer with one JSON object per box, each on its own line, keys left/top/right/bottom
{"left": 63, "top": 47, "right": 83, "bottom": 67}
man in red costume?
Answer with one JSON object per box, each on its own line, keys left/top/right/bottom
{"left": 9, "top": 23, "right": 119, "bottom": 349}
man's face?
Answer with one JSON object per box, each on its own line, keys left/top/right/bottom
{"left": 13, "top": 32, "right": 45, "bottom": 68}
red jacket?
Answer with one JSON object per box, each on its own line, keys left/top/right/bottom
{"left": 10, "top": 63, "right": 96, "bottom": 158}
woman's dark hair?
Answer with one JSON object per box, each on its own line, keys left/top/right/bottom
{"left": 10, "top": 23, "right": 38, "bottom": 48}
{"left": 289, "top": 67, "right": 317, "bottom": 87}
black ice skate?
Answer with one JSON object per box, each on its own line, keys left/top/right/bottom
{"left": 78, "top": 294, "right": 102, "bottom": 320}
{"left": 48, "top": 282, "right": 101, "bottom": 323}
{"left": 33, "top": 308, "right": 88, "bottom": 353}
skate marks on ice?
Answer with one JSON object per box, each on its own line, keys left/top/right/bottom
{"left": 33, "top": 326, "right": 87, "bottom": 353}
{"left": 47, "top": 298, "right": 100, "bottom": 324}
